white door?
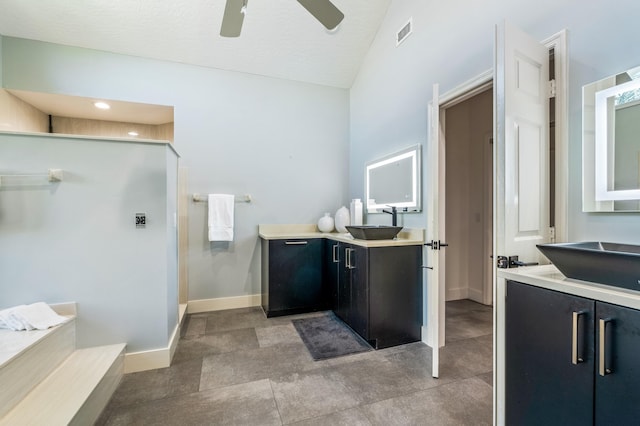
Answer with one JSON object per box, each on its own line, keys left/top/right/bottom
{"left": 426, "top": 83, "right": 446, "bottom": 378}
{"left": 494, "top": 21, "right": 551, "bottom": 423}
{"left": 495, "top": 21, "right": 550, "bottom": 266}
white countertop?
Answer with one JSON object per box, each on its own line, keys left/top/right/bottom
{"left": 498, "top": 264, "right": 640, "bottom": 310}
{"left": 258, "top": 224, "right": 424, "bottom": 248}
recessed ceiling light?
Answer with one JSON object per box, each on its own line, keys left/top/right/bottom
{"left": 128, "top": 131, "right": 139, "bottom": 137}
{"left": 94, "top": 101, "right": 110, "bottom": 110}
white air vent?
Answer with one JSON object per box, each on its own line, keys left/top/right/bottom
{"left": 396, "top": 18, "right": 413, "bottom": 47}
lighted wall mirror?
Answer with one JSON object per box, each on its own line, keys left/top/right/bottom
{"left": 365, "top": 144, "right": 422, "bottom": 213}
{"left": 583, "top": 65, "right": 640, "bottom": 212}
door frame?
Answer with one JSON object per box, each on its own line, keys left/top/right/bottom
{"left": 426, "top": 27, "right": 567, "bottom": 378}
{"left": 439, "top": 71, "right": 494, "bottom": 310}
{"left": 542, "top": 30, "right": 569, "bottom": 244}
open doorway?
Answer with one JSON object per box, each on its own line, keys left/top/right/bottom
{"left": 442, "top": 87, "right": 494, "bottom": 305}
{"left": 438, "top": 43, "right": 562, "bottom": 310}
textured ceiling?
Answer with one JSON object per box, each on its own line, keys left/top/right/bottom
{"left": 0, "top": 0, "right": 391, "bottom": 89}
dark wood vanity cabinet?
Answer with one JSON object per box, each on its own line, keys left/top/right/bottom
{"left": 263, "top": 236, "right": 422, "bottom": 348}
{"left": 330, "top": 242, "right": 422, "bottom": 349}
{"left": 506, "top": 280, "right": 640, "bottom": 425}
{"left": 261, "top": 238, "right": 324, "bottom": 317}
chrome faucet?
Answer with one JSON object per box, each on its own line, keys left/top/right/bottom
{"left": 382, "top": 206, "right": 398, "bottom": 226}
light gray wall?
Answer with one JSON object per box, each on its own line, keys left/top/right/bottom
{"left": 0, "top": 133, "right": 176, "bottom": 352}
{"left": 1, "top": 37, "right": 350, "bottom": 305}
{"left": 350, "top": 0, "right": 640, "bottom": 241}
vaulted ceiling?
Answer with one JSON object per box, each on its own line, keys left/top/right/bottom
{"left": 0, "top": 0, "right": 391, "bottom": 89}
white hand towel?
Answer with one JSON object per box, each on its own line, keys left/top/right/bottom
{"left": 208, "top": 194, "right": 234, "bottom": 242}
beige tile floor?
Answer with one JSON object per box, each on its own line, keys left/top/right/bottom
{"left": 97, "top": 300, "right": 493, "bottom": 425}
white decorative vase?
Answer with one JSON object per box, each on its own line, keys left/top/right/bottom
{"left": 317, "top": 213, "right": 335, "bottom": 233}
{"left": 334, "top": 206, "right": 350, "bottom": 233}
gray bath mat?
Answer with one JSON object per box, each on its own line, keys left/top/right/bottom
{"left": 292, "top": 312, "right": 372, "bottom": 360}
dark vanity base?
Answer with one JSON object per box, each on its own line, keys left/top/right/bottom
{"left": 261, "top": 235, "right": 423, "bottom": 351}
{"left": 262, "top": 306, "right": 326, "bottom": 319}
{"left": 368, "top": 334, "right": 420, "bottom": 350}
{"left": 328, "top": 241, "right": 422, "bottom": 350}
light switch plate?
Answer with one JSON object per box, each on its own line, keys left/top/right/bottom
{"left": 135, "top": 213, "right": 146, "bottom": 228}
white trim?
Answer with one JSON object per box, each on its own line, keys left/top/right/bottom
{"left": 421, "top": 325, "right": 429, "bottom": 345}
{"left": 124, "top": 347, "right": 170, "bottom": 374}
{"left": 439, "top": 69, "right": 493, "bottom": 107}
{"left": 543, "top": 29, "right": 569, "bottom": 242}
{"left": 187, "top": 294, "right": 261, "bottom": 314}
{"left": 0, "top": 129, "right": 180, "bottom": 156}
{"left": 594, "top": 80, "right": 640, "bottom": 201}
{"left": 445, "top": 287, "right": 469, "bottom": 301}
{"left": 178, "top": 303, "right": 188, "bottom": 323}
{"left": 124, "top": 306, "right": 187, "bottom": 374}
{"left": 170, "top": 303, "right": 188, "bottom": 361}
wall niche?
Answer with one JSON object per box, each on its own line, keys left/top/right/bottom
{"left": 0, "top": 88, "right": 174, "bottom": 142}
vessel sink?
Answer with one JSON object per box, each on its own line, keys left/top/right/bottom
{"left": 536, "top": 242, "right": 640, "bottom": 290}
{"left": 345, "top": 225, "right": 403, "bottom": 240}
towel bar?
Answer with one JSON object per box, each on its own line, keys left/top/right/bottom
{"left": 192, "top": 193, "right": 251, "bottom": 203}
{"left": 0, "top": 169, "right": 63, "bottom": 187}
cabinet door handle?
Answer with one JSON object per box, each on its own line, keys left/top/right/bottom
{"left": 345, "top": 248, "right": 354, "bottom": 269}
{"left": 599, "top": 318, "right": 612, "bottom": 376}
{"left": 571, "top": 311, "right": 585, "bottom": 365}
{"left": 285, "top": 241, "right": 308, "bottom": 245}
{"left": 332, "top": 244, "right": 339, "bottom": 263}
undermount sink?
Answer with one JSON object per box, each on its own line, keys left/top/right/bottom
{"left": 345, "top": 225, "right": 403, "bottom": 240}
{"left": 536, "top": 242, "right": 640, "bottom": 290}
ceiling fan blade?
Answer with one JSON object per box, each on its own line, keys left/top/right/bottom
{"left": 220, "top": 0, "right": 246, "bottom": 37}
{"left": 296, "top": 0, "right": 344, "bottom": 31}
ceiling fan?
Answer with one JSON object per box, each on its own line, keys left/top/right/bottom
{"left": 220, "top": 0, "right": 344, "bottom": 37}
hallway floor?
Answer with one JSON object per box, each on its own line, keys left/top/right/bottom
{"left": 97, "top": 300, "right": 493, "bottom": 425}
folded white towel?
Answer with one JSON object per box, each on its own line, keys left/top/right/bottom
{"left": 208, "top": 194, "right": 234, "bottom": 242}
{"left": 0, "top": 302, "right": 69, "bottom": 331}
{"left": 0, "top": 305, "right": 31, "bottom": 330}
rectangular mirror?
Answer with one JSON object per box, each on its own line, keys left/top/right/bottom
{"left": 583, "top": 66, "right": 640, "bottom": 212}
{"left": 365, "top": 144, "right": 421, "bottom": 213}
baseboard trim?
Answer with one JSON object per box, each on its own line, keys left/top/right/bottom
{"left": 446, "top": 288, "right": 469, "bottom": 301}
{"left": 124, "top": 309, "right": 185, "bottom": 374}
{"left": 170, "top": 304, "right": 188, "bottom": 361}
{"left": 123, "top": 347, "right": 169, "bottom": 374}
{"left": 122, "top": 295, "right": 276, "bottom": 372}
{"left": 467, "top": 288, "right": 484, "bottom": 303}
{"left": 187, "top": 294, "right": 261, "bottom": 314}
